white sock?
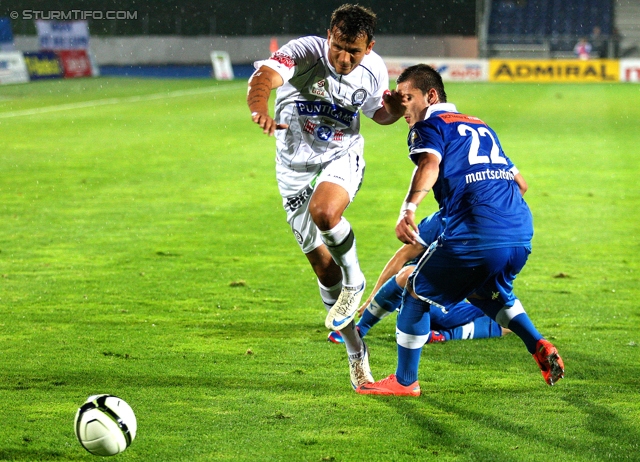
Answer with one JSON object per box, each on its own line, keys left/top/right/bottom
{"left": 342, "top": 321, "right": 364, "bottom": 356}
{"left": 320, "top": 217, "right": 364, "bottom": 287}
{"left": 318, "top": 279, "right": 342, "bottom": 312}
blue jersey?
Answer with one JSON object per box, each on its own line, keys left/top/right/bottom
{"left": 408, "top": 103, "right": 533, "bottom": 251}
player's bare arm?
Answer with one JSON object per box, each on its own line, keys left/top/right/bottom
{"left": 358, "top": 242, "right": 423, "bottom": 316}
{"left": 247, "top": 65, "right": 287, "bottom": 136}
{"left": 396, "top": 152, "right": 440, "bottom": 245}
{"left": 372, "top": 90, "right": 405, "bottom": 125}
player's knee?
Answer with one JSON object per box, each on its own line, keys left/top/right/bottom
{"left": 395, "top": 265, "right": 415, "bottom": 288}
{"left": 495, "top": 299, "right": 525, "bottom": 328}
{"left": 309, "top": 200, "right": 343, "bottom": 230}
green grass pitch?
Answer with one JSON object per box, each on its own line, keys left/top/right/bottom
{"left": 1, "top": 76, "right": 639, "bottom": 461}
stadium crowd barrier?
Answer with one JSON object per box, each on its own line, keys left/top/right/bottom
{"left": 2, "top": 52, "right": 640, "bottom": 84}
{"left": 384, "top": 57, "right": 640, "bottom": 83}
{"left": 0, "top": 49, "right": 94, "bottom": 83}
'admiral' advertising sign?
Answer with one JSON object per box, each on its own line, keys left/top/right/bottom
{"left": 489, "top": 60, "right": 619, "bottom": 82}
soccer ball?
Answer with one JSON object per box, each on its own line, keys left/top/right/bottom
{"left": 74, "top": 394, "right": 137, "bottom": 456}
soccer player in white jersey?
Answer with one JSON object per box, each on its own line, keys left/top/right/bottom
{"left": 247, "top": 4, "right": 405, "bottom": 389}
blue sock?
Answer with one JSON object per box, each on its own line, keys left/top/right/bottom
{"left": 486, "top": 318, "right": 503, "bottom": 338}
{"left": 357, "top": 313, "right": 374, "bottom": 337}
{"left": 395, "top": 294, "right": 431, "bottom": 386}
{"left": 508, "top": 313, "right": 543, "bottom": 354}
{"left": 357, "top": 276, "right": 403, "bottom": 336}
{"left": 396, "top": 345, "right": 422, "bottom": 385}
{"left": 468, "top": 317, "right": 502, "bottom": 339}
{"left": 374, "top": 276, "right": 404, "bottom": 311}
{"left": 437, "top": 316, "right": 502, "bottom": 341}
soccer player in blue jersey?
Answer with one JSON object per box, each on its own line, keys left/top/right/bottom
{"left": 356, "top": 64, "right": 564, "bottom": 396}
{"left": 327, "top": 210, "right": 511, "bottom": 344}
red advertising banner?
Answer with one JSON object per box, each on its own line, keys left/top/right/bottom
{"left": 620, "top": 59, "right": 640, "bottom": 82}
{"left": 57, "top": 49, "right": 92, "bottom": 78}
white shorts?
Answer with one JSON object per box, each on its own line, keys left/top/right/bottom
{"left": 276, "top": 149, "right": 365, "bottom": 254}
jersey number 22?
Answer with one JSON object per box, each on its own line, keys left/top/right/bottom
{"left": 458, "top": 124, "right": 507, "bottom": 166}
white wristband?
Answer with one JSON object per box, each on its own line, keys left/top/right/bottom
{"left": 400, "top": 201, "right": 417, "bottom": 213}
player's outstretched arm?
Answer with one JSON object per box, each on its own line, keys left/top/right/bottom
{"left": 372, "top": 89, "right": 405, "bottom": 125}
{"left": 358, "top": 242, "right": 423, "bottom": 316}
{"left": 396, "top": 153, "right": 440, "bottom": 245}
{"left": 247, "top": 66, "right": 287, "bottom": 136}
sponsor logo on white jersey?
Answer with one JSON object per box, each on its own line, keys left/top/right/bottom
{"left": 303, "top": 119, "right": 344, "bottom": 142}
{"left": 311, "top": 79, "right": 327, "bottom": 97}
{"left": 295, "top": 100, "right": 357, "bottom": 125}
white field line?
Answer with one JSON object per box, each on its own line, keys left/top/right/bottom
{"left": 0, "top": 83, "right": 245, "bottom": 119}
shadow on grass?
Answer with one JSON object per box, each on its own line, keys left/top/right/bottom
{"left": 0, "top": 448, "right": 84, "bottom": 460}
{"left": 386, "top": 377, "right": 640, "bottom": 460}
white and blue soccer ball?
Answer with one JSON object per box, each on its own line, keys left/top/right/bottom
{"left": 74, "top": 394, "right": 137, "bottom": 456}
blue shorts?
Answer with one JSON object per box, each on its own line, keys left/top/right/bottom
{"left": 410, "top": 243, "right": 530, "bottom": 312}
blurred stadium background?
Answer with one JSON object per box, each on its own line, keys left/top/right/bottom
{"left": 1, "top": 0, "right": 639, "bottom": 80}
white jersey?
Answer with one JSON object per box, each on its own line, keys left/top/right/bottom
{"left": 254, "top": 36, "right": 389, "bottom": 172}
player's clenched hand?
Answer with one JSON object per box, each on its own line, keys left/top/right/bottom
{"left": 382, "top": 89, "right": 406, "bottom": 119}
{"left": 396, "top": 210, "right": 419, "bottom": 245}
{"left": 251, "top": 111, "right": 289, "bottom": 136}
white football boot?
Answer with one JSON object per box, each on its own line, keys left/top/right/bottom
{"left": 325, "top": 280, "right": 365, "bottom": 331}
{"left": 348, "top": 342, "right": 374, "bottom": 389}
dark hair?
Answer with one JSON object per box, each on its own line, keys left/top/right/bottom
{"left": 330, "top": 4, "right": 377, "bottom": 44}
{"left": 397, "top": 64, "right": 447, "bottom": 102}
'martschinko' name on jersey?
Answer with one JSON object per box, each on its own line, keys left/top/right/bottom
{"left": 465, "top": 168, "right": 515, "bottom": 184}
{"left": 408, "top": 103, "right": 533, "bottom": 251}
{"left": 254, "top": 35, "right": 388, "bottom": 171}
